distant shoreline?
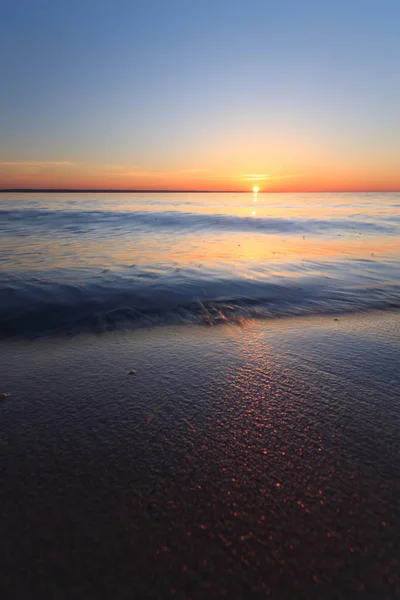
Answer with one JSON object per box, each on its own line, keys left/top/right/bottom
{"left": 1, "top": 189, "right": 399, "bottom": 193}
{"left": 1, "top": 189, "right": 242, "bottom": 193}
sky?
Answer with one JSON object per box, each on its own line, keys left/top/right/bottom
{"left": 1, "top": 0, "right": 399, "bottom": 191}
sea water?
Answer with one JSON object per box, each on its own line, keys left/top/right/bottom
{"left": 1, "top": 191, "right": 399, "bottom": 337}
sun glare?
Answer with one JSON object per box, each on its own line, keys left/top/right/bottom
{"left": 252, "top": 186, "right": 259, "bottom": 193}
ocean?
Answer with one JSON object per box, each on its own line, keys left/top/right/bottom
{"left": 1, "top": 191, "right": 399, "bottom": 338}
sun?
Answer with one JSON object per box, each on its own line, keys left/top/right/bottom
{"left": 252, "top": 186, "right": 259, "bottom": 193}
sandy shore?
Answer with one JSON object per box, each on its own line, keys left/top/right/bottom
{"left": 1, "top": 311, "right": 400, "bottom": 599}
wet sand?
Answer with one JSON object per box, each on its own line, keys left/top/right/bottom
{"left": 1, "top": 312, "right": 400, "bottom": 599}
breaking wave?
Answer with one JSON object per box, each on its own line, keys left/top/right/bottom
{"left": 1, "top": 272, "right": 399, "bottom": 338}
{"left": 1, "top": 208, "right": 397, "bottom": 236}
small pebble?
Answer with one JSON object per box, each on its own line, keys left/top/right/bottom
{"left": 128, "top": 370, "right": 137, "bottom": 376}
{"left": 0, "top": 393, "right": 10, "bottom": 401}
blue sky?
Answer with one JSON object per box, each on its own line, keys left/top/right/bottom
{"left": 1, "top": 0, "right": 399, "bottom": 189}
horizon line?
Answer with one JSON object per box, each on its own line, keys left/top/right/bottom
{"left": 1, "top": 188, "right": 399, "bottom": 194}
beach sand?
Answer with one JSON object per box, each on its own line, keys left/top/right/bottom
{"left": 1, "top": 312, "right": 400, "bottom": 599}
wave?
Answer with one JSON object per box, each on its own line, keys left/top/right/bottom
{"left": 1, "top": 272, "right": 399, "bottom": 339}
{"left": 0, "top": 208, "right": 397, "bottom": 236}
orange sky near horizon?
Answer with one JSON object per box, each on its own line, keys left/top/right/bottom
{"left": 1, "top": 160, "right": 399, "bottom": 192}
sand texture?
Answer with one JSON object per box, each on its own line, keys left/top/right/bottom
{"left": 1, "top": 312, "right": 400, "bottom": 599}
